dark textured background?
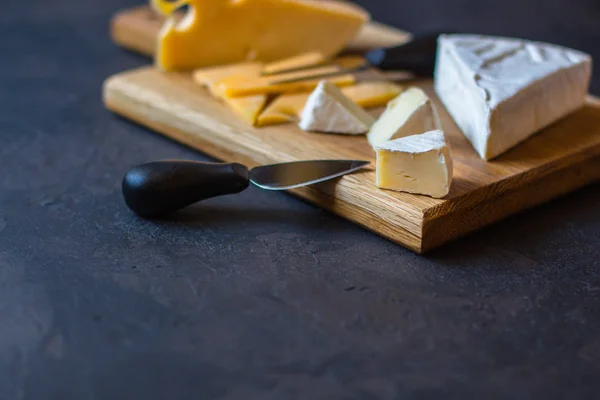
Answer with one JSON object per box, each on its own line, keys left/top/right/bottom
{"left": 1, "top": 0, "right": 600, "bottom": 398}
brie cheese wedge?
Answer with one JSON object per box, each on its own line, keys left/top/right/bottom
{"left": 367, "top": 87, "right": 440, "bottom": 148}
{"left": 375, "top": 130, "right": 453, "bottom": 198}
{"left": 299, "top": 80, "right": 375, "bottom": 134}
{"left": 435, "top": 34, "right": 592, "bottom": 160}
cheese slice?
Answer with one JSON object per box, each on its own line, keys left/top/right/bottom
{"left": 226, "top": 96, "right": 269, "bottom": 125}
{"left": 334, "top": 55, "right": 367, "bottom": 70}
{"left": 375, "top": 130, "right": 453, "bottom": 198}
{"left": 193, "top": 62, "right": 264, "bottom": 91}
{"left": 263, "top": 54, "right": 365, "bottom": 76}
{"left": 256, "top": 92, "right": 309, "bottom": 126}
{"left": 343, "top": 81, "right": 404, "bottom": 108}
{"left": 435, "top": 34, "right": 592, "bottom": 160}
{"left": 299, "top": 81, "right": 375, "bottom": 134}
{"left": 262, "top": 52, "right": 327, "bottom": 75}
{"left": 152, "top": 0, "right": 370, "bottom": 71}
{"left": 192, "top": 62, "right": 267, "bottom": 124}
{"left": 256, "top": 81, "right": 403, "bottom": 127}
{"left": 367, "top": 87, "right": 440, "bottom": 147}
{"left": 218, "top": 65, "right": 355, "bottom": 97}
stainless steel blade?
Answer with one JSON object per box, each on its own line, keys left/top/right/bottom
{"left": 249, "top": 160, "right": 370, "bottom": 190}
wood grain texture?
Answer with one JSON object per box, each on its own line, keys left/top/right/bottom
{"left": 109, "top": 5, "right": 411, "bottom": 59}
{"left": 103, "top": 67, "right": 600, "bottom": 252}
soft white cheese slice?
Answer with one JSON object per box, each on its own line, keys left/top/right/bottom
{"left": 434, "top": 34, "right": 592, "bottom": 160}
{"left": 299, "top": 80, "right": 375, "bottom": 134}
{"left": 375, "top": 130, "right": 453, "bottom": 198}
{"left": 367, "top": 87, "right": 440, "bottom": 148}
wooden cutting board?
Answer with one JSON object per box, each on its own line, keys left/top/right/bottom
{"left": 105, "top": 6, "right": 600, "bottom": 253}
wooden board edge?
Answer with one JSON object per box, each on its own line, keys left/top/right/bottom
{"left": 588, "top": 95, "right": 600, "bottom": 106}
{"left": 422, "top": 95, "right": 600, "bottom": 222}
{"left": 103, "top": 73, "right": 426, "bottom": 253}
{"left": 110, "top": 6, "right": 158, "bottom": 57}
{"left": 421, "top": 154, "right": 600, "bottom": 251}
{"left": 287, "top": 184, "right": 424, "bottom": 253}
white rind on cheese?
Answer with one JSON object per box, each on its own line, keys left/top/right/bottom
{"left": 367, "top": 87, "right": 440, "bottom": 148}
{"left": 434, "top": 34, "right": 592, "bottom": 160}
{"left": 375, "top": 130, "right": 453, "bottom": 198}
{"left": 299, "top": 80, "right": 375, "bottom": 134}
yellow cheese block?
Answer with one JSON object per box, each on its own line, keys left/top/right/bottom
{"left": 218, "top": 65, "right": 356, "bottom": 97}
{"left": 152, "top": 0, "right": 370, "bottom": 71}
{"left": 192, "top": 62, "right": 267, "bottom": 125}
{"left": 256, "top": 81, "right": 404, "bottom": 126}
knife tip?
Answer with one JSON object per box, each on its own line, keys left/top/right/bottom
{"left": 351, "top": 160, "right": 371, "bottom": 169}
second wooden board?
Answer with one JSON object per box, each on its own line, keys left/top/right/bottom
{"left": 110, "top": 5, "right": 411, "bottom": 58}
{"left": 103, "top": 67, "right": 600, "bottom": 253}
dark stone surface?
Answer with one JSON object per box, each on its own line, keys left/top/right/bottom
{"left": 1, "top": 0, "right": 600, "bottom": 398}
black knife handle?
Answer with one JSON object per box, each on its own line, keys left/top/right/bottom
{"left": 122, "top": 160, "right": 250, "bottom": 217}
{"left": 365, "top": 30, "right": 453, "bottom": 76}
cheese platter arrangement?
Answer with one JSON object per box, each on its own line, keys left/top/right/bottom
{"left": 104, "top": 1, "right": 600, "bottom": 253}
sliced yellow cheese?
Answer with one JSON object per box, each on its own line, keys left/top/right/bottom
{"left": 218, "top": 65, "right": 356, "bottom": 97}
{"left": 262, "top": 52, "right": 327, "bottom": 75}
{"left": 256, "top": 93, "right": 309, "bottom": 127}
{"left": 343, "top": 81, "right": 404, "bottom": 108}
{"left": 256, "top": 81, "right": 403, "bottom": 126}
{"left": 262, "top": 54, "right": 365, "bottom": 75}
{"left": 192, "top": 62, "right": 267, "bottom": 125}
{"left": 193, "top": 62, "right": 264, "bottom": 91}
{"left": 335, "top": 55, "right": 367, "bottom": 70}
{"left": 226, "top": 96, "right": 269, "bottom": 125}
{"left": 152, "top": 0, "right": 370, "bottom": 71}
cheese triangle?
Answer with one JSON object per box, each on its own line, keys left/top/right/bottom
{"left": 367, "top": 87, "right": 440, "bottom": 148}
{"left": 299, "top": 81, "right": 375, "bottom": 134}
{"left": 435, "top": 34, "right": 592, "bottom": 159}
{"left": 375, "top": 130, "right": 453, "bottom": 198}
{"left": 342, "top": 81, "right": 404, "bottom": 109}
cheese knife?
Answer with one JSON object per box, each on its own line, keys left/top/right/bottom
{"left": 267, "top": 30, "right": 451, "bottom": 84}
{"left": 122, "top": 159, "right": 369, "bottom": 217}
